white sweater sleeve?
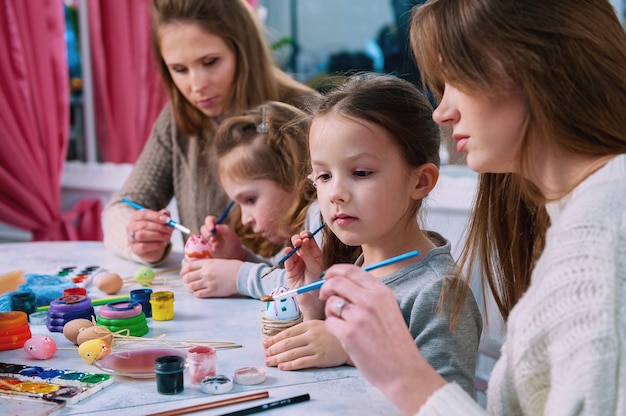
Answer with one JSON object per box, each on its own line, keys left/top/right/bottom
{"left": 416, "top": 383, "right": 486, "bottom": 416}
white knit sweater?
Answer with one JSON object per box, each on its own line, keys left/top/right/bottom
{"left": 418, "top": 154, "right": 626, "bottom": 415}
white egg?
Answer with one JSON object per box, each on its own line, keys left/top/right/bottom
{"left": 264, "top": 286, "right": 300, "bottom": 320}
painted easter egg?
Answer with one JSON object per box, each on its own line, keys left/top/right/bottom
{"left": 184, "top": 234, "right": 212, "bottom": 261}
{"left": 63, "top": 318, "right": 95, "bottom": 345}
{"left": 264, "top": 286, "right": 300, "bottom": 320}
{"left": 75, "top": 325, "right": 113, "bottom": 346}
{"left": 78, "top": 338, "right": 110, "bottom": 363}
{"left": 95, "top": 272, "right": 123, "bottom": 295}
{"left": 133, "top": 267, "right": 155, "bottom": 287}
{"left": 24, "top": 335, "right": 57, "bottom": 360}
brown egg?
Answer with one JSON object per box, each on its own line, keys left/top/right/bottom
{"left": 63, "top": 318, "right": 95, "bottom": 345}
{"left": 95, "top": 272, "right": 123, "bottom": 295}
{"left": 76, "top": 325, "right": 114, "bottom": 346}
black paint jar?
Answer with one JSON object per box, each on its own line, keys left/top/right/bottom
{"left": 154, "top": 355, "right": 184, "bottom": 394}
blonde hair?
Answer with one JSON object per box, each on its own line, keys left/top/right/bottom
{"left": 215, "top": 101, "right": 315, "bottom": 240}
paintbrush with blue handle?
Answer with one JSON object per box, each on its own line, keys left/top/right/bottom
{"left": 261, "top": 250, "right": 420, "bottom": 301}
{"left": 260, "top": 222, "right": 326, "bottom": 279}
{"left": 121, "top": 197, "right": 193, "bottom": 235}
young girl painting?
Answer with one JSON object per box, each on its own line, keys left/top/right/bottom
{"left": 263, "top": 74, "right": 482, "bottom": 397}
{"left": 180, "top": 101, "right": 323, "bottom": 299}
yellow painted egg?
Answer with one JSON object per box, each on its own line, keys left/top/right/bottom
{"left": 76, "top": 325, "right": 113, "bottom": 346}
{"left": 62, "top": 318, "right": 95, "bottom": 345}
{"left": 95, "top": 272, "right": 123, "bottom": 295}
{"left": 78, "top": 338, "right": 110, "bottom": 363}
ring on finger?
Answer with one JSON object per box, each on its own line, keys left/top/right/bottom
{"left": 336, "top": 299, "right": 346, "bottom": 319}
{"left": 130, "top": 230, "right": 137, "bottom": 243}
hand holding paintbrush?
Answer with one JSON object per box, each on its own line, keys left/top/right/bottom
{"left": 209, "top": 200, "right": 235, "bottom": 236}
{"left": 260, "top": 222, "right": 326, "bottom": 279}
{"left": 121, "top": 198, "right": 194, "bottom": 235}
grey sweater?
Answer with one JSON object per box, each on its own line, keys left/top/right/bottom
{"left": 379, "top": 232, "right": 482, "bottom": 397}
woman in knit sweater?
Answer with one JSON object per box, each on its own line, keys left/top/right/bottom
{"left": 318, "top": 0, "right": 626, "bottom": 414}
{"left": 101, "top": 0, "right": 317, "bottom": 265}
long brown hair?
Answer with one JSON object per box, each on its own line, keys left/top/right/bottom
{"left": 306, "top": 74, "right": 441, "bottom": 268}
{"left": 151, "top": 0, "right": 315, "bottom": 137}
{"left": 411, "top": 0, "right": 626, "bottom": 322}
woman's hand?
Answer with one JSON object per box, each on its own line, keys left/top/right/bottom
{"left": 126, "top": 208, "right": 173, "bottom": 263}
{"left": 180, "top": 258, "right": 242, "bottom": 297}
{"left": 263, "top": 320, "right": 349, "bottom": 370}
{"left": 320, "top": 264, "right": 446, "bottom": 415}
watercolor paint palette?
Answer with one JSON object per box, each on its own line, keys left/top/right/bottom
{"left": 55, "top": 265, "right": 104, "bottom": 288}
{"left": 0, "top": 362, "right": 114, "bottom": 405}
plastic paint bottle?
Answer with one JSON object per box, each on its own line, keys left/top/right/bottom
{"left": 130, "top": 288, "right": 153, "bottom": 318}
{"left": 154, "top": 355, "right": 184, "bottom": 394}
{"left": 150, "top": 291, "right": 174, "bottom": 321}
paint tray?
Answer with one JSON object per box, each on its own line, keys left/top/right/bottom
{"left": 0, "top": 361, "right": 114, "bottom": 405}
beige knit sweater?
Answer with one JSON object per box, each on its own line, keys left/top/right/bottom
{"left": 102, "top": 103, "right": 229, "bottom": 264}
{"left": 417, "top": 154, "right": 626, "bottom": 415}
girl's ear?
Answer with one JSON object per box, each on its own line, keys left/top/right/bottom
{"left": 410, "top": 162, "right": 439, "bottom": 200}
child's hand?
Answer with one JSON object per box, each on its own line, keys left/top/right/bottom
{"left": 284, "top": 231, "right": 324, "bottom": 319}
{"left": 263, "top": 320, "right": 349, "bottom": 370}
{"left": 200, "top": 216, "right": 246, "bottom": 260}
{"left": 180, "top": 258, "right": 242, "bottom": 297}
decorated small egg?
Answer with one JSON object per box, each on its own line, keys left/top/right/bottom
{"left": 264, "top": 286, "right": 300, "bottom": 321}
{"left": 184, "top": 234, "right": 212, "bottom": 262}
{"left": 134, "top": 267, "right": 155, "bottom": 287}
{"left": 24, "top": 335, "right": 57, "bottom": 360}
{"left": 76, "top": 325, "right": 114, "bottom": 346}
{"left": 95, "top": 272, "right": 123, "bottom": 295}
{"left": 63, "top": 318, "right": 95, "bottom": 345}
{"left": 78, "top": 338, "right": 110, "bottom": 363}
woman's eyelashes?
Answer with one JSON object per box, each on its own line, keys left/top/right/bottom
{"left": 203, "top": 57, "right": 218, "bottom": 67}
{"left": 169, "top": 65, "right": 187, "bottom": 74}
{"left": 168, "top": 57, "right": 217, "bottom": 74}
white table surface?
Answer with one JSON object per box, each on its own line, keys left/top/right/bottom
{"left": 0, "top": 242, "right": 399, "bottom": 415}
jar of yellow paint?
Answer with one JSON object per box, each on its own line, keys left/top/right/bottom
{"left": 150, "top": 291, "right": 175, "bottom": 321}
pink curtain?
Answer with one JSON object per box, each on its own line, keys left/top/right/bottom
{"left": 0, "top": 0, "right": 102, "bottom": 241}
{"left": 89, "top": 0, "right": 167, "bottom": 163}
